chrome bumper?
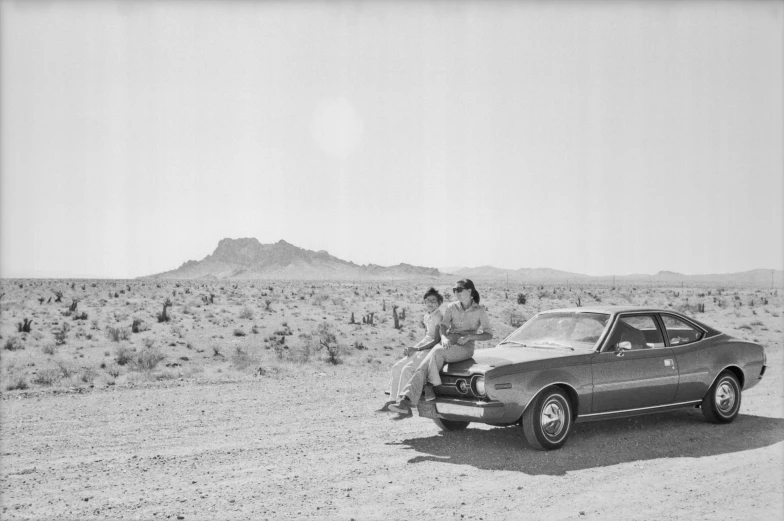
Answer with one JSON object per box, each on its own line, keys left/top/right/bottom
{"left": 417, "top": 398, "right": 505, "bottom": 421}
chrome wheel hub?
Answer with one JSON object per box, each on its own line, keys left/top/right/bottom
{"left": 541, "top": 399, "right": 565, "bottom": 437}
{"left": 716, "top": 381, "right": 736, "bottom": 413}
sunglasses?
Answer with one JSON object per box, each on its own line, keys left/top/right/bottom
{"left": 452, "top": 287, "right": 468, "bottom": 293}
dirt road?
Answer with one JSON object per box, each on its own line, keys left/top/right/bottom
{"left": 2, "top": 360, "right": 783, "bottom": 521}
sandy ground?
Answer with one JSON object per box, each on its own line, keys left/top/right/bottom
{"left": 2, "top": 353, "right": 783, "bottom": 521}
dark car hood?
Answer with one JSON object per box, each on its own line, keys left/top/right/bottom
{"left": 443, "top": 345, "right": 582, "bottom": 375}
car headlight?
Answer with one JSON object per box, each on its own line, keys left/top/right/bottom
{"left": 472, "top": 375, "right": 486, "bottom": 397}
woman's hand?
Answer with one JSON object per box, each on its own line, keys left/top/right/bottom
{"left": 441, "top": 336, "right": 453, "bottom": 350}
{"left": 405, "top": 346, "right": 417, "bottom": 357}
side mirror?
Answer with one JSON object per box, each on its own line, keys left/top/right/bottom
{"left": 615, "top": 341, "right": 632, "bottom": 356}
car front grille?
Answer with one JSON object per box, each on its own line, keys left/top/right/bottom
{"left": 436, "top": 374, "right": 484, "bottom": 400}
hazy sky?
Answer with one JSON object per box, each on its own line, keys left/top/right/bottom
{"left": 2, "top": 0, "right": 782, "bottom": 278}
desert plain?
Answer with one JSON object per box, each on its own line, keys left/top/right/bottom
{"left": 1, "top": 278, "right": 782, "bottom": 520}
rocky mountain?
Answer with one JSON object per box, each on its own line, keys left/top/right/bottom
{"left": 144, "top": 238, "right": 441, "bottom": 280}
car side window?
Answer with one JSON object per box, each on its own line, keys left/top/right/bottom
{"left": 604, "top": 315, "right": 665, "bottom": 351}
{"left": 661, "top": 315, "right": 704, "bottom": 346}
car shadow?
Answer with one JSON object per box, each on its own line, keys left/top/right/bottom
{"left": 395, "top": 409, "right": 784, "bottom": 476}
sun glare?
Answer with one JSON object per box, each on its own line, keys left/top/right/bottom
{"left": 310, "top": 97, "right": 364, "bottom": 160}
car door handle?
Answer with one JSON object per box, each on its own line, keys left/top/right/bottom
{"left": 664, "top": 359, "right": 675, "bottom": 368}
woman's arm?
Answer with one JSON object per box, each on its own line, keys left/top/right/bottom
{"left": 457, "top": 307, "right": 494, "bottom": 345}
{"left": 417, "top": 325, "right": 442, "bottom": 351}
{"left": 456, "top": 331, "right": 493, "bottom": 345}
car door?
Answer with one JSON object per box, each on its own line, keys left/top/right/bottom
{"left": 590, "top": 313, "right": 679, "bottom": 413}
{"left": 659, "top": 313, "right": 711, "bottom": 402}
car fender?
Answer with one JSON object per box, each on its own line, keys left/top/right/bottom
{"left": 489, "top": 367, "right": 591, "bottom": 421}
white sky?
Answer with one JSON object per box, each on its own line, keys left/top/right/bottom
{"left": 1, "top": 0, "right": 782, "bottom": 279}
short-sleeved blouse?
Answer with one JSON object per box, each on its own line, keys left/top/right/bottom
{"left": 413, "top": 309, "right": 443, "bottom": 349}
{"left": 441, "top": 300, "right": 493, "bottom": 348}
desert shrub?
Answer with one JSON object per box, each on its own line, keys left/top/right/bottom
{"left": 231, "top": 346, "right": 259, "bottom": 371}
{"left": 233, "top": 328, "right": 246, "bottom": 337}
{"left": 42, "top": 343, "right": 56, "bottom": 355}
{"left": 115, "top": 345, "right": 135, "bottom": 366}
{"left": 106, "top": 326, "right": 131, "bottom": 342}
{"left": 131, "top": 319, "right": 147, "bottom": 333}
{"left": 57, "top": 361, "right": 77, "bottom": 379}
{"left": 211, "top": 345, "right": 223, "bottom": 357}
{"left": 291, "top": 342, "right": 311, "bottom": 364}
{"left": 238, "top": 306, "right": 254, "bottom": 320}
{"left": 32, "top": 368, "right": 61, "bottom": 386}
{"left": 251, "top": 325, "right": 259, "bottom": 334}
{"left": 506, "top": 309, "right": 526, "bottom": 327}
{"left": 517, "top": 293, "right": 527, "bottom": 305}
{"left": 90, "top": 319, "right": 100, "bottom": 330}
{"left": 312, "top": 294, "right": 330, "bottom": 307}
{"left": 53, "top": 323, "right": 70, "bottom": 345}
{"left": 6, "top": 376, "right": 29, "bottom": 391}
{"left": 80, "top": 367, "right": 97, "bottom": 384}
{"left": 106, "top": 365, "right": 121, "bottom": 378}
{"left": 143, "top": 337, "right": 156, "bottom": 349}
{"left": 315, "top": 323, "right": 341, "bottom": 365}
{"left": 132, "top": 347, "right": 165, "bottom": 371}
{"left": 72, "top": 312, "right": 88, "bottom": 321}
{"left": 3, "top": 336, "right": 23, "bottom": 351}
{"left": 675, "top": 302, "right": 701, "bottom": 315}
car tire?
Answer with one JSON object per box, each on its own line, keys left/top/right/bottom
{"left": 702, "top": 371, "right": 741, "bottom": 424}
{"left": 522, "top": 387, "right": 573, "bottom": 451}
{"left": 432, "top": 418, "right": 470, "bottom": 431}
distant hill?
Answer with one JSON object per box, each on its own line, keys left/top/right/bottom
{"left": 441, "top": 266, "right": 783, "bottom": 286}
{"left": 143, "top": 238, "right": 441, "bottom": 280}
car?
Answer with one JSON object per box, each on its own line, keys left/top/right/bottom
{"left": 415, "top": 306, "right": 767, "bottom": 450}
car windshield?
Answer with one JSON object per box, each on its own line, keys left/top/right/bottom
{"left": 499, "top": 312, "right": 611, "bottom": 351}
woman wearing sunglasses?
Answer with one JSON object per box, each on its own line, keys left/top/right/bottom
{"left": 389, "top": 279, "right": 493, "bottom": 418}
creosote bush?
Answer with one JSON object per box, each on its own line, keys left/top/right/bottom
{"left": 3, "top": 336, "right": 24, "bottom": 351}
{"left": 115, "top": 345, "right": 134, "bottom": 366}
{"left": 132, "top": 347, "right": 165, "bottom": 371}
{"left": 6, "top": 376, "right": 29, "bottom": 391}
{"left": 107, "top": 326, "right": 131, "bottom": 342}
{"left": 31, "top": 368, "right": 61, "bottom": 386}
{"left": 231, "top": 346, "right": 259, "bottom": 371}
{"left": 315, "top": 322, "right": 341, "bottom": 365}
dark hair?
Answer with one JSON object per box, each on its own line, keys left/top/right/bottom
{"left": 456, "top": 279, "right": 480, "bottom": 304}
{"left": 423, "top": 287, "right": 443, "bottom": 305}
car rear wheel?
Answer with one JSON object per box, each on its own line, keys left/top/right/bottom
{"left": 432, "top": 418, "right": 470, "bottom": 431}
{"left": 522, "top": 387, "right": 573, "bottom": 450}
{"left": 702, "top": 371, "right": 741, "bottom": 423}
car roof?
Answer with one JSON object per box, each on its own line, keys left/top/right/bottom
{"left": 538, "top": 306, "right": 722, "bottom": 335}
{"left": 539, "top": 305, "right": 665, "bottom": 315}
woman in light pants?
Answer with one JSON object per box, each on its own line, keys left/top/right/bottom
{"left": 377, "top": 288, "right": 444, "bottom": 412}
{"left": 389, "top": 279, "right": 493, "bottom": 418}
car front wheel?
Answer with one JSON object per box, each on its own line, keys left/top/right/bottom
{"left": 522, "top": 387, "right": 573, "bottom": 450}
{"left": 702, "top": 371, "right": 741, "bottom": 423}
{"left": 432, "top": 418, "right": 470, "bottom": 431}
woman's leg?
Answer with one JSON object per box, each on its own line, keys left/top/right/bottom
{"left": 426, "top": 344, "right": 474, "bottom": 387}
{"left": 395, "top": 351, "right": 428, "bottom": 397}
{"left": 387, "top": 355, "right": 413, "bottom": 398}
{"left": 397, "top": 350, "right": 437, "bottom": 403}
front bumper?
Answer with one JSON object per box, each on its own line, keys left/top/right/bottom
{"left": 416, "top": 397, "right": 505, "bottom": 422}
